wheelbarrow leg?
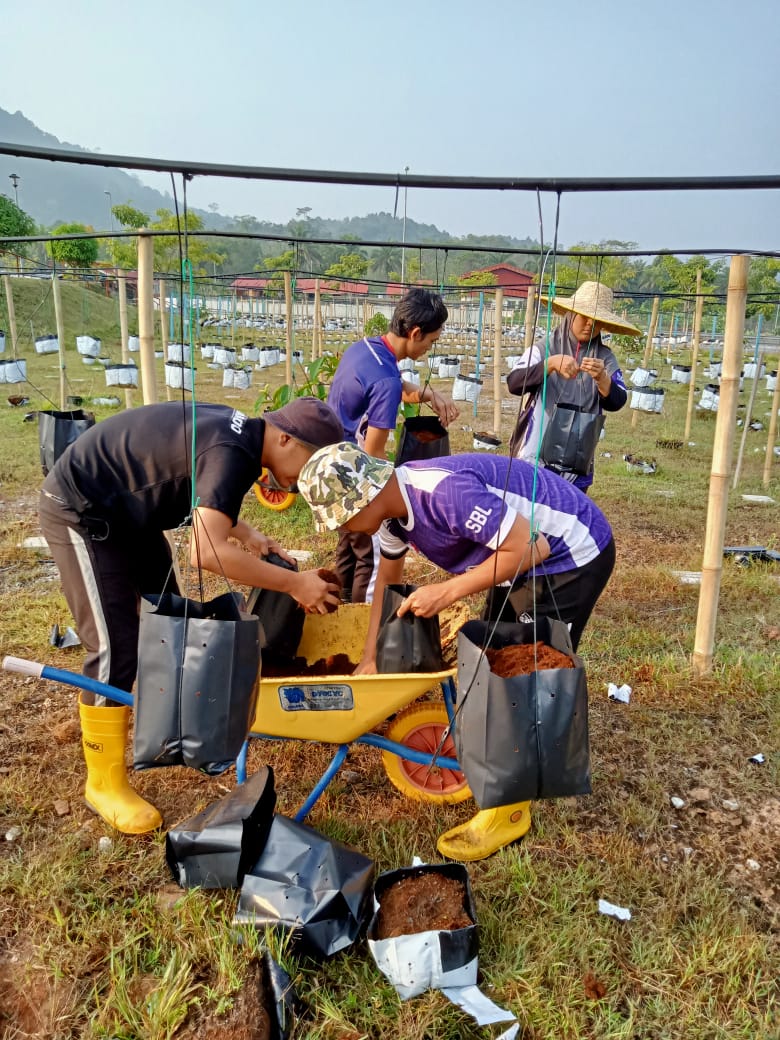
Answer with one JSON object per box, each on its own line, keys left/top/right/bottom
{"left": 295, "top": 744, "right": 350, "bottom": 822}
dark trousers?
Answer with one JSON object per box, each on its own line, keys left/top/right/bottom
{"left": 334, "top": 528, "right": 376, "bottom": 604}
{"left": 39, "top": 489, "right": 178, "bottom": 704}
{"left": 482, "top": 537, "right": 616, "bottom": 651}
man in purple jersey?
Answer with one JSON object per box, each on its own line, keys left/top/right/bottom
{"left": 298, "top": 442, "right": 615, "bottom": 862}
{"left": 327, "top": 288, "right": 458, "bottom": 603}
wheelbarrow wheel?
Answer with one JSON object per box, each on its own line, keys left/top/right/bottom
{"left": 253, "top": 468, "right": 297, "bottom": 511}
{"left": 382, "top": 702, "right": 472, "bottom": 804}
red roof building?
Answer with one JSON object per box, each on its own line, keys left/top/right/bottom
{"left": 230, "top": 277, "right": 369, "bottom": 297}
{"left": 460, "top": 263, "right": 535, "bottom": 298}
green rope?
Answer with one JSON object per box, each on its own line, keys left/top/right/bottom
{"left": 530, "top": 280, "right": 556, "bottom": 538}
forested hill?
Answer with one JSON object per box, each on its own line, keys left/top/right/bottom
{"left": 0, "top": 107, "right": 538, "bottom": 262}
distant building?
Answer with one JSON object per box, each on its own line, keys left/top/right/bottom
{"left": 230, "top": 276, "right": 370, "bottom": 299}
{"left": 460, "top": 263, "right": 535, "bottom": 300}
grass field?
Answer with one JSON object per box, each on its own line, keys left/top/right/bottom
{"left": 0, "top": 290, "right": 778, "bottom": 1039}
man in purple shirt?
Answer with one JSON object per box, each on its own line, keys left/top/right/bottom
{"left": 327, "top": 289, "right": 458, "bottom": 603}
{"left": 298, "top": 443, "right": 615, "bottom": 862}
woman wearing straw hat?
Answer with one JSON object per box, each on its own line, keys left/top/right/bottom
{"left": 508, "top": 281, "right": 641, "bottom": 493}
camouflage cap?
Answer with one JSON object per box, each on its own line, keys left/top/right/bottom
{"left": 298, "top": 441, "right": 395, "bottom": 531}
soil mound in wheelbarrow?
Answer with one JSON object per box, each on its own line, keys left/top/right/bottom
{"left": 262, "top": 652, "right": 357, "bottom": 678}
{"left": 376, "top": 871, "right": 472, "bottom": 939}
{"left": 486, "top": 640, "right": 573, "bottom": 677}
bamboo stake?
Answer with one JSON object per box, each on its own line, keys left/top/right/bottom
{"left": 632, "top": 296, "right": 660, "bottom": 429}
{"left": 313, "top": 279, "right": 322, "bottom": 361}
{"left": 523, "top": 284, "right": 536, "bottom": 349}
{"left": 51, "top": 273, "right": 67, "bottom": 410}
{"left": 692, "top": 255, "right": 749, "bottom": 677}
{"left": 159, "top": 278, "right": 172, "bottom": 401}
{"left": 684, "top": 271, "right": 704, "bottom": 443}
{"left": 137, "top": 230, "right": 157, "bottom": 405}
{"left": 732, "top": 347, "right": 765, "bottom": 489}
{"left": 493, "top": 288, "right": 503, "bottom": 437}
{"left": 117, "top": 271, "right": 133, "bottom": 409}
{"left": 762, "top": 357, "right": 780, "bottom": 487}
{"left": 3, "top": 275, "right": 18, "bottom": 360}
{"left": 284, "top": 271, "right": 293, "bottom": 386}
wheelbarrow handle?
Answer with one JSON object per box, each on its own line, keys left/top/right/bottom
{"left": 2, "top": 655, "right": 134, "bottom": 707}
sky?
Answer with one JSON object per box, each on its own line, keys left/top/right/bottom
{"left": 3, "top": 0, "right": 779, "bottom": 252}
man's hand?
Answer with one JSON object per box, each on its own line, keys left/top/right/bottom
{"left": 241, "top": 527, "right": 295, "bottom": 565}
{"left": 354, "top": 656, "right": 378, "bottom": 675}
{"left": 292, "top": 569, "right": 341, "bottom": 614}
{"left": 426, "top": 388, "right": 459, "bottom": 427}
{"left": 396, "top": 582, "right": 458, "bottom": 618}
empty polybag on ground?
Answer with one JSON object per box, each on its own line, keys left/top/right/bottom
{"left": 165, "top": 766, "right": 276, "bottom": 890}
{"left": 234, "top": 814, "right": 374, "bottom": 959}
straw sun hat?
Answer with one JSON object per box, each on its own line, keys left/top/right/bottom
{"left": 542, "top": 281, "right": 641, "bottom": 336}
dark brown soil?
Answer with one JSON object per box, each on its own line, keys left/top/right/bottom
{"left": 262, "top": 652, "right": 356, "bottom": 678}
{"left": 486, "top": 641, "right": 573, "bottom": 677}
{"left": 177, "top": 960, "right": 272, "bottom": 1040}
{"left": 376, "top": 872, "right": 473, "bottom": 938}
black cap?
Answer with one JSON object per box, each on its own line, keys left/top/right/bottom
{"left": 264, "top": 396, "right": 344, "bottom": 451}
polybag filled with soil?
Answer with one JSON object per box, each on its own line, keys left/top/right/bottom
{"left": 367, "top": 863, "right": 478, "bottom": 1000}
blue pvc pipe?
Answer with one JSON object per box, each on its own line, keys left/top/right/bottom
{"left": 39, "top": 665, "right": 134, "bottom": 707}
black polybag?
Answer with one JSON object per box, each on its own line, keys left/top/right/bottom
{"left": 455, "top": 618, "right": 591, "bottom": 808}
{"left": 245, "top": 552, "right": 305, "bottom": 668}
{"left": 165, "top": 766, "right": 276, "bottom": 889}
{"left": 134, "top": 591, "right": 261, "bottom": 774}
{"left": 38, "top": 408, "right": 95, "bottom": 476}
{"left": 234, "top": 813, "right": 375, "bottom": 959}
{"left": 539, "top": 402, "right": 605, "bottom": 476}
{"left": 395, "top": 414, "right": 450, "bottom": 467}
{"left": 375, "top": 583, "right": 444, "bottom": 673}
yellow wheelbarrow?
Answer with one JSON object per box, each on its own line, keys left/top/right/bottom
{"left": 239, "top": 603, "right": 472, "bottom": 818}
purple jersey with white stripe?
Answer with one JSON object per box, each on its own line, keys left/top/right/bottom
{"left": 327, "top": 336, "right": 401, "bottom": 443}
{"left": 379, "top": 454, "right": 612, "bottom": 576}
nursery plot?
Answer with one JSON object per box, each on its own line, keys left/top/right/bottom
{"left": 0, "top": 315, "right": 777, "bottom": 1039}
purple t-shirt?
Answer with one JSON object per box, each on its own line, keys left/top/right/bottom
{"left": 327, "top": 336, "right": 402, "bottom": 443}
{"left": 379, "top": 454, "right": 612, "bottom": 576}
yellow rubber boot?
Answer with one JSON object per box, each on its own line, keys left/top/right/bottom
{"left": 79, "top": 695, "right": 162, "bottom": 835}
{"left": 436, "top": 801, "right": 532, "bottom": 862}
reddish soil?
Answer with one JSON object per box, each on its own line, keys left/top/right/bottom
{"left": 376, "top": 872, "right": 473, "bottom": 938}
{"left": 486, "top": 641, "right": 574, "bottom": 677}
{"left": 411, "top": 430, "right": 446, "bottom": 443}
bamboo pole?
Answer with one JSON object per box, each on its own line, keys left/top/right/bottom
{"left": 732, "top": 347, "right": 765, "bottom": 489}
{"left": 493, "top": 288, "right": 503, "bottom": 436}
{"left": 284, "top": 271, "right": 293, "bottom": 386}
{"left": 684, "top": 271, "right": 704, "bottom": 443}
{"left": 762, "top": 356, "right": 780, "bottom": 487}
{"left": 159, "top": 278, "right": 172, "bottom": 401}
{"left": 3, "top": 275, "right": 18, "bottom": 361}
{"left": 117, "top": 271, "right": 133, "bottom": 409}
{"left": 632, "top": 296, "right": 660, "bottom": 429}
{"left": 313, "top": 279, "right": 322, "bottom": 360}
{"left": 523, "top": 284, "right": 536, "bottom": 349}
{"left": 137, "top": 230, "right": 157, "bottom": 405}
{"left": 692, "top": 255, "right": 749, "bottom": 677}
{"left": 51, "top": 273, "right": 67, "bottom": 410}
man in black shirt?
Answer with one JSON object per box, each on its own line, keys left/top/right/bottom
{"left": 39, "top": 397, "right": 342, "bottom": 834}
